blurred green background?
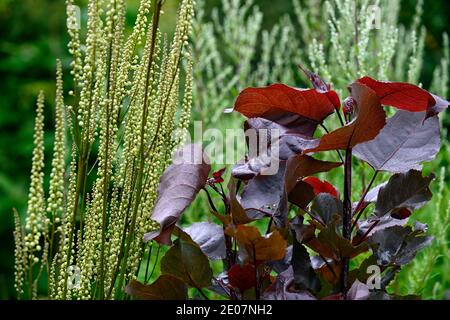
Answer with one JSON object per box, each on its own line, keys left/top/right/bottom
{"left": 0, "top": 0, "right": 449, "bottom": 299}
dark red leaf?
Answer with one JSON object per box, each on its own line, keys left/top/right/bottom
{"left": 285, "top": 155, "right": 342, "bottom": 192}
{"left": 211, "top": 167, "right": 226, "bottom": 184}
{"left": 244, "top": 112, "right": 319, "bottom": 137}
{"left": 303, "top": 177, "right": 339, "bottom": 198}
{"left": 292, "top": 230, "right": 321, "bottom": 292}
{"left": 306, "top": 218, "right": 369, "bottom": 259}
{"left": 314, "top": 258, "right": 341, "bottom": 285}
{"left": 310, "top": 193, "right": 343, "bottom": 225}
{"left": 357, "top": 76, "right": 449, "bottom": 118}
{"left": 325, "top": 90, "right": 341, "bottom": 110}
{"left": 355, "top": 215, "right": 408, "bottom": 241}
{"left": 288, "top": 181, "right": 316, "bottom": 209}
{"left": 304, "top": 82, "right": 386, "bottom": 152}
{"left": 228, "top": 263, "right": 256, "bottom": 292}
{"left": 232, "top": 116, "right": 319, "bottom": 179}
{"left": 391, "top": 208, "right": 413, "bottom": 220}
{"left": 234, "top": 84, "right": 336, "bottom": 122}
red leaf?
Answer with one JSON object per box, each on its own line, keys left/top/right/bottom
{"left": 391, "top": 208, "right": 413, "bottom": 220}
{"left": 304, "top": 82, "right": 386, "bottom": 152}
{"left": 228, "top": 263, "right": 256, "bottom": 292}
{"left": 211, "top": 167, "right": 226, "bottom": 184}
{"left": 234, "top": 84, "right": 335, "bottom": 122}
{"left": 357, "top": 76, "right": 449, "bottom": 118}
{"left": 326, "top": 90, "right": 341, "bottom": 111}
{"left": 303, "top": 177, "right": 339, "bottom": 198}
{"left": 285, "top": 155, "right": 342, "bottom": 193}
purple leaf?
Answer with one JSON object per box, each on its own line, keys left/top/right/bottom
{"left": 183, "top": 222, "right": 226, "bottom": 260}
{"left": 267, "top": 246, "right": 293, "bottom": 274}
{"left": 144, "top": 144, "right": 211, "bottom": 244}
{"left": 292, "top": 229, "right": 321, "bottom": 293}
{"left": 374, "top": 170, "right": 434, "bottom": 218}
{"left": 428, "top": 93, "right": 450, "bottom": 118}
{"left": 263, "top": 267, "right": 317, "bottom": 300}
{"left": 369, "top": 226, "right": 433, "bottom": 266}
{"left": 232, "top": 154, "right": 275, "bottom": 181}
{"left": 239, "top": 161, "right": 289, "bottom": 227}
{"left": 347, "top": 280, "right": 371, "bottom": 300}
{"left": 357, "top": 215, "right": 408, "bottom": 239}
{"left": 354, "top": 111, "right": 440, "bottom": 173}
{"left": 310, "top": 193, "right": 343, "bottom": 225}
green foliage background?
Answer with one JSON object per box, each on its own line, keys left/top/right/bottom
{"left": 0, "top": 0, "right": 449, "bottom": 299}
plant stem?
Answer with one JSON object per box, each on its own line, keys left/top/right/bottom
{"left": 351, "top": 170, "right": 379, "bottom": 232}
{"left": 63, "top": 153, "right": 87, "bottom": 298}
{"left": 143, "top": 243, "right": 153, "bottom": 284}
{"left": 334, "top": 107, "right": 346, "bottom": 128}
{"left": 354, "top": 219, "right": 380, "bottom": 246}
{"left": 319, "top": 123, "right": 344, "bottom": 162}
{"left": 99, "top": 34, "right": 115, "bottom": 299}
{"left": 341, "top": 147, "right": 352, "bottom": 299}
{"left": 265, "top": 217, "right": 273, "bottom": 234}
{"left": 319, "top": 254, "right": 338, "bottom": 280}
{"left": 116, "top": 0, "right": 163, "bottom": 297}
{"left": 202, "top": 188, "right": 219, "bottom": 213}
{"left": 299, "top": 206, "right": 325, "bottom": 227}
{"left": 197, "top": 288, "right": 209, "bottom": 300}
{"left": 147, "top": 244, "right": 160, "bottom": 282}
{"left": 253, "top": 246, "right": 260, "bottom": 300}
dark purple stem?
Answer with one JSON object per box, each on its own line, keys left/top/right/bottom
{"left": 351, "top": 170, "right": 379, "bottom": 232}
{"left": 341, "top": 147, "right": 352, "bottom": 299}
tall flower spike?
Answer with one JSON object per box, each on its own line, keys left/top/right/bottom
{"left": 66, "top": 0, "right": 83, "bottom": 86}
{"left": 47, "top": 60, "right": 67, "bottom": 222}
{"left": 25, "top": 91, "right": 46, "bottom": 256}
{"left": 13, "top": 209, "right": 25, "bottom": 298}
{"left": 175, "top": 50, "right": 193, "bottom": 147}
